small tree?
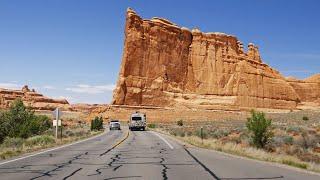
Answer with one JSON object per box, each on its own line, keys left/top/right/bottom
{"left": 0, "top": 99, "right": 51, "bottom": 142}
{"left": 91, "top": 116, "right": 103, "bottom": 131}
{"left": 177, "top": 119, "right": 183, "bottom": 126}
{"left": 246, "top": 110, "right": 273, "bottom": 148}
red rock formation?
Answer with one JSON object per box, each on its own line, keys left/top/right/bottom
{"left": 287, "top": 74, "right": 320, "bottom": 103}
{"left": 112, "top": 8, "right": 319, "bottom": 110}
{"left": 0, "top": 85, "right": 71, "bottom": 111}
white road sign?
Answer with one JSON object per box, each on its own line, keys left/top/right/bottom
{"left": 53, "top": 119, "right": 62, "bottom": 127}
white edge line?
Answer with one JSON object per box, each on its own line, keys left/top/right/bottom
{"left": 158, "top": 131, "right": 320, "bottom": 177}
{"left": 151, "top": 131, "right": 174, "bottom": 149}
{"left": 0, "top": 131, "right": 107, "bottom": 166}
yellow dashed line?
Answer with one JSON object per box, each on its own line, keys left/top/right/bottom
{"left": 111, "top": 130, "right": 130, "bottom": 149}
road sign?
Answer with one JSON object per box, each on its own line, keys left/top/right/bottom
{"left": 53, "top": 119, "right": 62, "bottom": 127}
{"left": 53, "top": 108, "right": 62, "bottom": 139}
{"left": 53, "top": 108, "right": 62, "bottom": 120}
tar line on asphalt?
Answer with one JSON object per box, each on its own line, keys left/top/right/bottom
{"left": 0, "top": 131, "right": 108, "bottom": 166}
{"left": 150, "top": 131, "right": 174, "bottom": 149}
{"left": 151, "top": 131, "right": 220, "bottom": 179}
{"left": 184, "top": 147, "right": 221, "bottom": 180}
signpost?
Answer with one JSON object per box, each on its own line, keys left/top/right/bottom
{"left": 53, "top": 108, "right": 62, "bottom": 139}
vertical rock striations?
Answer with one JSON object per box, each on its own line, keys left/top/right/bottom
{"left": 112, "top": 8, "right": 319, "bottom": 110}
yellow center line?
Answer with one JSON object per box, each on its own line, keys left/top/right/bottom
{"left": 111, "top": 130, "right": 130, "bottom": 149}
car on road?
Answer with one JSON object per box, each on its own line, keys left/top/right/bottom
{"left": 129, "top": 112, "right": 146, "bottom": 131}
{"left": 109, "top": 120, "right": 121, "bottom": 130}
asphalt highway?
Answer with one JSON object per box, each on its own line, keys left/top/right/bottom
{"left": 0, "top": 127, "right": 319, "bottom": 180}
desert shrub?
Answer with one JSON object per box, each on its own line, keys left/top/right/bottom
{"left": 147, "top": 123, "right": 156, "bottom": 129}
{"left": 177, "top": 119, "right": 184, "bottom": 126}
{"left": 0, "top": 99, "right": 51, "bottom": 142}
{"left": 1, "top": 137, "right": 24, "bottom": 149}
{"left": 91, "top": 116, "right": 104, "bottom": 131}
{"left": 194, "top": 128, "right": 208, "bottom": 139}
{"left": 283, "top": 135, "right": 294, "bottom": 145}
{"left": 74, "top": 129, "right": 90, "bottom": 137}
{"left": 65, "top": 130, "right": 75, "bottom": 137}
{"left": 246, "top": 110, "right": 273, "bottom": 148}
{"left": 302, "top": 116, "right": 309, "bottom": 121}
{"left": 272, "top": 135, "right": 294, "bottom": 146}
{"left": 169, "top": 128, "right": 186, "bottom": 137}
{"left": 286, "top": 126, "right": 301, "bottom": 133}
{"left": 170, "top": 130, "right": 177, "bottom": 136}
{"left": 209, "top": 129, "right": 230, "bottom": 139}
{"left": 295, "top": 132, "right": 319, "bottom": 150}
{"left": 186, "top": 131, "right": 193, "bottom": 136}
{"left": 25, "top": 135, "right": 55, "bottom": 147}
{"left": 178, "top": 131, "right": 186, "bottom": 137}
{"left": 239, "top": 132, "right": 250, "bottom": 144}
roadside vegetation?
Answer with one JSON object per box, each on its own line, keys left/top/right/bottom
{"left": 0, "top": 99, "right": 103, "bottom": 160}
{"left": 91, "top": 116, "right": 104, "bottom": 131}
{"left": 155, "top": 110, "right": 320, "bottom": 173}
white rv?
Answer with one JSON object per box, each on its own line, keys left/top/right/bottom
{"left": 129, "top": 112, "right": 146, "bottom": 131}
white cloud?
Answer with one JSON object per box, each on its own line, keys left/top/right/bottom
{"left": 0, "top": 83, "right": 21, "bottom": 90}
{"left": 42, "top": 85, "right": 56, "bottom": 90}
{"left": 65, "top": 84, "right": 115, "bottom": 94}
{"left": 53, "top": 96, "right": 73, "bottom": 101}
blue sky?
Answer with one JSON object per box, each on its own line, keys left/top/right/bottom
{"left": 0, "top": 0, "right": 319, "bottom": 104}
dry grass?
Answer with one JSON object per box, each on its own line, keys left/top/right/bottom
{"left": 161, "top": 131, "right": 320, "bottom": 173}
{"left": 0, "top": 127, "right": 102, "bottom": 160}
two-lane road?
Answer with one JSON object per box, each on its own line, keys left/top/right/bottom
{"left": 0, "top": 127, "right": 319, "bottom": 180}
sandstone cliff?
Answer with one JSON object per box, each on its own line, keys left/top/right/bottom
{"left": 112, "top": 8, "right": 319, "bottom": 110}
{"left": 0, "top": 85, "right": 71, "bottom": 111}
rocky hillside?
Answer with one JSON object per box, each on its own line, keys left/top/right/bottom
{"left": 0, "top": 85, "right": 71, "bottom": 111}
{"left": 112, "top": 8, "right": 320, "bottom": 110}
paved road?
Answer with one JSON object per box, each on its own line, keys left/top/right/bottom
{"left": 0, "top": 128, "right": 319, "bottom": 180}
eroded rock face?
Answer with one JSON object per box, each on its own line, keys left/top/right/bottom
{"left": 287, "top": 74, "right": 320, "bottom": 103}
{"left": 112, "top": 8, "right": 319, "bottom": 110}
{"left": 0, "top": 85, "right": 71, "bottom": 111}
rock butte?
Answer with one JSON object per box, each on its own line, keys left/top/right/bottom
{"left": 0, "top": 85, "right": 71, "bottom": 111}
{"left": 112, "top": 8, "right": 320, "bottom": 110}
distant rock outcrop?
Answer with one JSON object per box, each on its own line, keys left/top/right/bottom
{"left": 0, "top": 85, "right": 71, "bottom": 111}
{"left": 112, "top": 8, "right": 320, "bottom": 110}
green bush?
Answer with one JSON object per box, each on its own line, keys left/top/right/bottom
{"left": 147, "top": 123, "right": 156, "bottom": 129}
{"left": 246, "top": 110, "right": 273, "bottom": 148}
{"left": 302, "top": 116, "right": 309, "bottom": 121}
{"left": 1, "top": 137, "right": 24, "bottom": 149}
{"left": 177, "top": 119, "right": 183, "bottom": 126}
{"left": 25, "top": 135, "right": 55, "bottom": 147}
{"left": 91, "top": 117, "right": 104, "bottom": 131}
{"left": 0, "top": 99, "right": 51, "bottom": 143}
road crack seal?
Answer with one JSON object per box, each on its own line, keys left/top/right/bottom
{"left": 184, "top": 147, "right": 221, "bottom": 180}
{"left": 30, "top": 152, "right": 88, "bottom": 180}
{"left": 62, "top": 168, "right": 82, "bottom": 180}
{"left": 160, "top": 157, "right": 169, "bottom": 180}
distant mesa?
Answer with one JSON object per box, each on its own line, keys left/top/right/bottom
{"left": 0, "top": 85, "right": 71, "bottom": 111}
{"left": 112, "top": 8, "right": 320, "bottom": 110}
